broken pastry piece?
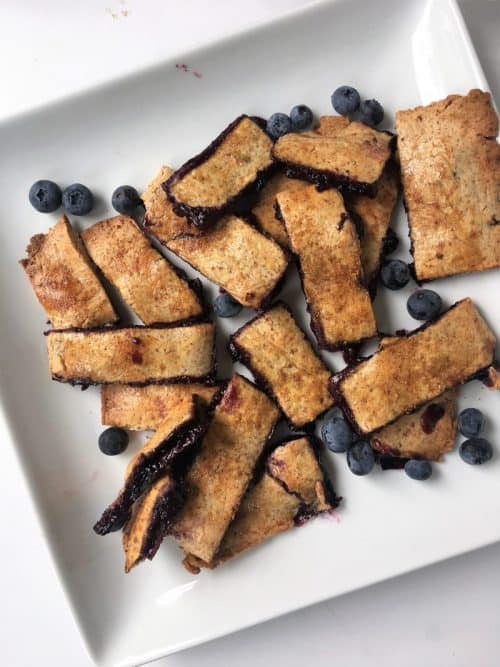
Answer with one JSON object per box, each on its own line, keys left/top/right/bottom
{"left": 213, "top": 437, "right": 338, "bottom": 567}
{"left": 94, "top": 396, "right": 207, "bottom": 535}
{"left": 141, "top": 166, "right": 201, "bottom": 243}
{"left": 81, "top": 215, "right": 203, "bottom": 324}
{"left": 20, "top": 215, "right": 117, "bottom": 328}
{"left": 164, "top": 115, "right": 274, "bottom": 229}
{"left": 272, "top": 116, "right": 394, "bottom": 195}
{"left": 47, "top": 322, "right": 215, "bottom": 385}
{"left": 396, "top": 89, "right": 500, "bottom": 281}
{"left": 251, "top": 172, "right": 309, "bottom": 248}
{"left": 167, "top": 215, "right": 289, "bottom": 310}
{"left": 276, "top": 185, "right": 376, "bottom": 349}
{"left": 173, "top": 374, "right": 280, "bottom": 572}
{"left": 101, "top": 382, "right": 222, "bottom": 430}
{"left": 330, "top": 298, "right": 496, "bottom": 434}
{"left": 230, "top": 303, "right": 334, "bottom": 428}
{"left": 123, "top": 474, "right": 182, "bottom": 572}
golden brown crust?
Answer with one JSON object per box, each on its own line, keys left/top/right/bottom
{"left": 167, "top": 116, "right": 273, "bottom": 209}
{"left": 213, "top": 437, "right": 332, "bottom": 566}
{"left": 47, "top": 323, "right": 215, "bottom": 384}
{"left": 273, "top": 117, "right": 393, "bottom": 188}
{"left": 142, "top": 166, "right": 201, "bottom": 243}
{"left": 230, "top": 304, "right": 334, "bottom": 427}
{"left": 20, "top": 216, "right": 117, "bottom": 328}
{"left": 370, "top": 390, "right": 457, "bottom": 461}
{"left": 101, "top": 383, "right": 220, "bottom": 430}
{"left": 344, "top": 164, "right": 400, "bottom": 284}
{"left": 123, "top": 475, "right": 175, "bottom": 572}
{"left": 81, "top": 215, "right": 202, "bottom": 324}
{"left": 277, "top": 186, "right": 376, "bottom": 348}
{"left": 251, "top": 173, "right": 309, "bottom": 247}
{"left": 173, "top": 374, "right": 280, "bottom": 567}
{"left": 335, "top": 299, "right": 496, "bottom": 433}
{"left": 395, "top": 89, "right": 500, "bottom": 280}
{"left": 167, "top": 215, "right": 289, "bottom": 309}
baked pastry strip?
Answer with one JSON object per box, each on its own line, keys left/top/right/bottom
{"left": 94, "top": 396, "right": 208, "bottom": 535}
{"left": 229, "top": 303, "right": 334, "bottom": 428}
{"left": 81, "top": 215, "right": 203, "bottom": 324}
{"left": 20, "top": 215, "right": 117, "bottom": 328}
{"left": 164, "top": 115, "right": 274, "bottom": 229}
{"left": 173, "top": 374, "right": 280, "bottom": 570}
{"left": 277, "top": 185, "right": 376, "bottom": 349}
{"left": 330, "top": 298, "right": 496, "bottom": 434}
{"left": 166, "top": 215, "right": 289, "bottom": 309}
{"left": 343, "top": 164, "right": 399, "bottom": 287}
{"left": 101, "top": 382, "right": 222, "bottom": 430}
{"left": 251, "top": 172, "right": 310, "bottom": 248}
{"left": 395, "top": 89, "right": 500, "bottom": 281}
{"left": 142, "top": 168, "right": 290, "bottom": 309}
{"left": 272, "top": 117, "right": 394, "bottom": 195}
{"left": 46, "top": 322, "right": 215, "bottom": 385}
{"left": 213, "top": 437, "right": 337, "bottom": 567}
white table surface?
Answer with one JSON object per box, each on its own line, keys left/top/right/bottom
{"left": 1, "top": 1, "right": 499, "bottom": 665}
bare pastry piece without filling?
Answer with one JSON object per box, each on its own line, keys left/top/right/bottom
{"left": 210, "top": 437, "right": 338, "bottom": 567}
{"left": 277, "top": 185, "right": 376, "bottom": 349}
{"left": 81, "top": 215, "right": 203, "bottom": 324}
{"left": 330, "top": 298, "right": 496, "bottom": 434}
{"left": 167, "top": 215, "right": 289, "bottom": 310}
{"left": 251, "top": 172, "right": 310, "bottom": 248}
{"left": 94, "top": 396, "right": 208, "bottom": 535}
{"left": 164, "top": 115, "right": 274, "bottom": 229}
{"left": 272, "top": 116, "right": 394, "bottom": 195}
{"left": 20, "top": 215, "right": 117, "bottom": 328}
{"left": 173, "top": 374, "right": 280, "bottom": 573}
{"left": 396, "top": 89, "right": 500, "bottom": 281}
{"left": 101, "top": 382, "right": 222, "bottom": 430}
{"left": 47, "top": 322, "right": 215, "bottom": 385}
{"left": 229, "top": 303, "right": 334, "bottom": 428}
{"left": 123, "top": 475, "right": 180, "bottom": 573}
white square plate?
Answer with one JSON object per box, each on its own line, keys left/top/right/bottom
{"left": 0, "top": 0, "right": 498, "bottom": 665}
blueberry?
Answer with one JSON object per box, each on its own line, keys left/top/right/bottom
{"left": 404, "top": 459, "right": 433, "bottom": 481}
{"left": 458, "top": 408, "right": 485, "bottom": 438}
{"left": 62, "top": 183, "right": 94, "bottom": 216}
{"left": 266, "top": 113, "right": 291, "bottom": 139}
{"left": 112, "top": 185, "right": 141, "bottom": 215}
{"left": 380, "top": 259, "right": 410, "bottom": 290}
{"left": 331, "top": 86, "right": 360, "bottom": 116}
{"left": 459, "top": 438, "right": 493, "bottom": 465}
{"left": 290, "top": 105, "right": 313, "bottom": 131}
{"left": 407, "top": 289, "right": 442, "bottom": 321}
{"left": 321, "top": 415, "right": 353, "bottom": 453}
{"left": 347, "top": 440, "right": 375, "bottom": 476}
{"left": 213, "top": 292, "right": 242, "bottom": 318}
{"left": 98, "top": 427, "right": 129, "bottom": 456}
{"left": 359, "top": 99, "right": 384, "bottom": 126}
{"left": 29, "top": 180, "right": 62, "bottom": 213}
